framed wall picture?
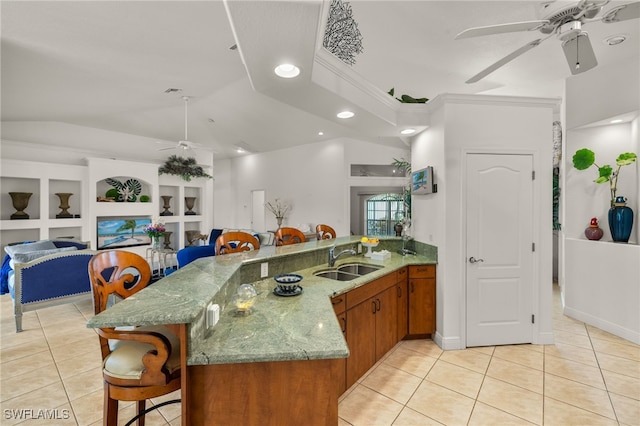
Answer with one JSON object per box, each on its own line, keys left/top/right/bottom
{"left": 412, "top": 166, "right": 436, "bottom": 195}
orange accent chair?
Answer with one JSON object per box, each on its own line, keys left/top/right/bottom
{"left": 88, "top": 250, "right": 181, "bottom": 426}
{"left": 316, "top": 224, "right": 336, "bottom": 240}
{"left": 215, "top": 231, "right": 261, "bottom": 255}
{"left": 275, "top": 227, "right": 307, "bottom": 246}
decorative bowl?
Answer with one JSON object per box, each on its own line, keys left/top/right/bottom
{"left": 274, "top": 274, "right": 303, "bottom": 292}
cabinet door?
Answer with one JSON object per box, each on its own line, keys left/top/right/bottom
{"left": 408, "top": 278, "right": 436, "bottom": 335}
{"left": 375, "top": 286, "right": 398, "bottom": 360}
{"left": 396, "top": 268, "right": 408, "bottom": 341}
{"left": 345, "top": 299, "right": 376, "bottom": 389}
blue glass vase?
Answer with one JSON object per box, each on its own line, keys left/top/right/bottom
{"left": 608, "top": 196, "right": 634, "bottom": 243}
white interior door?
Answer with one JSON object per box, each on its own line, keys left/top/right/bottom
{"left": 251, "top": 190, "right": 265, "bottom": 232}
{"left": 466, "top": 153, "right": 534, "bottom": 347}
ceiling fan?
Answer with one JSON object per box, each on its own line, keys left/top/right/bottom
{"left": 456, "top": 0, "right": 640, "bottom": 83}
{"left": 159, "top": 96, "right": 202, "bottom": 152}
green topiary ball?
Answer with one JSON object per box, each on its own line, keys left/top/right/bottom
{"left": 105, "top": 188, "right": 119, "bottom": 200}
{"left": 140, "top": 195, "right": 150, "bottom": 202}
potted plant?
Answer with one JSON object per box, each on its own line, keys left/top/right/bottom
{"left": 159, "top": 155, "right": 212, "bottom": 182}
{"left": 572, "top": 149, "right": 637, "bottom": 242}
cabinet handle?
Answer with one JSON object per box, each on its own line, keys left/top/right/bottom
{"left": 375, "top": 298, "right": 381, "bottom": 312}
{"left": 372, "top": 300, "right": 377, "bottom": 314}
{"left": 397, "top": 286, "right": 402, "bottom": 298}
{"left": 341, "top": 317, "right": 346, "bottom": 333}
{"left": 332, "top": 297, "right": 343, "bottom": 305}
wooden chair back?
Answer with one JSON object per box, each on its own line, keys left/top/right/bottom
{"left": 316, "top": 224, "right": 336, "bottom": 240}
{"left": 215, "top": 231, "right": 261, "bottom": 255}
{"left": 275, "top": 227, "right": 307, "bottom": 246}
{"left": 87, "top": 250, "right": 181, "bottom": 425}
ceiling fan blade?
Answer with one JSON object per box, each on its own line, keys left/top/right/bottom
{"left": 562, "top": 32, "right": 598, "bottom": 75}
{"left": 465, "top": 39, "right": 543, "bottom": 83}
{"left": 601, "top": 2, "right": 640, "bottom": 22}
{"left": 455, "top": 20, "right": 549, "bottom": 39}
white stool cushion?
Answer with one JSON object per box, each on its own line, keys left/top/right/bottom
{"left": 103, "top": 325, "right": 181, "bottom": 380}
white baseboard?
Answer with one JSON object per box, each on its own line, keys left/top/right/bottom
{"left": 433, "top": 331, "right": 465, "bottom": 350}
{"left": 564, "top": 306, "right": 640, "bottom": 345}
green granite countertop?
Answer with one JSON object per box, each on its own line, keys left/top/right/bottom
{"left": 87, "top": 236, "right": 437, "bottom": 366}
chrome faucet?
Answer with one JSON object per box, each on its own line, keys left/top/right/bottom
{"left": 328, "top": 246, "right": 356, "bottom": 267}
{"left": 399, "top": 235, "right": 416, "bottom": 256}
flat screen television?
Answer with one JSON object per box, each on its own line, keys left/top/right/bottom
{"left": 412, "top": 166, "right": 436, "bottom": 195}
{"left": 97, "top": 216, "right": 152, "bottom": 250}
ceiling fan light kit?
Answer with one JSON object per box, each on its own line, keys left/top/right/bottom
{"left": 456, "top": 0, "right": 639, "bottom": 83}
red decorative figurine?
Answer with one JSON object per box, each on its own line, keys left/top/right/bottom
{"left": 585, "top": 217, "right": 603, "bottom": 241}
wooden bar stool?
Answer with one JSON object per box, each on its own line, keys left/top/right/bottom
{"left": 88, "top": 250, "right": 181, "bottom": 426}
{"left": 215, "top": 231, "right": 260, "bottom": 254}
{"left": 316, "top": 224, "right": 336, "bottom": 240}
{"left": 275, "top": 227, "right": 306, "bottom": 246}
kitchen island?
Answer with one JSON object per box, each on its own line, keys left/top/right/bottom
{"left": 87, "top": 236, "right": 437, "bottom": 425}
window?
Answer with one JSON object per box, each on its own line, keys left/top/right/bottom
{"left": 365, "top": 193, "right": 405, "bottom": 236}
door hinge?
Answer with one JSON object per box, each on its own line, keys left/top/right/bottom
{"left": 532, "top": 170, "right": 536, "bottom": 180}
{"left": 531, "top": 314, "right": 535, "bottom": 324}
{"left": 532, "top": 242, "right": 535, "bottom": 252}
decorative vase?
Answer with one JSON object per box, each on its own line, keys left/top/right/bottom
{"left": 163, "top": 231, "right": 173, "bottom": 250}
{"left": 151, "top": 235, "right": 162, "bottom": 250}
{"left": 185, "top": 197, "right": 197, "bottom": 215}
{"left": 55, "top": 192, "right": 73, "bottom": 218}
{"left": 185, "top": 230, "right": 204, "bottom": 246}
{"left": 9, "top": 192, "right": 32, "bottom": 220}
{"left": 584, "top": 217, "right": 603, "bottom": 241}
{"left": 608, "top": 196, "right": 634, "bottom": 243}
{"left": 276, "top": 216, "right": 284, "bottom": 228}
{"left": 394, "top": 223, "right": 403, "bottom": 237}
{"left": 160, "top": 195, "right": 173, "bottom": 216}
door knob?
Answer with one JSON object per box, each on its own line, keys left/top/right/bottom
{"left": 469, "top": 257, "right": 484, "bottom": 264}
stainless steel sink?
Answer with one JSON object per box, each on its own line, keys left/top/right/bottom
{"left": 314, "top": 270, "right": 360, "bottom": 281}
{"left": 336, "top": 263, "right": 383, "bottom": 275}
{"left": 314, "top": 263, "right": 383, "bottom": 281}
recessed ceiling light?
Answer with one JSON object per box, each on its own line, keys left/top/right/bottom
{"left": 274, "top": 63, "right": 300, "bottom": 78}
{"left": 610, "top": 119, "right": 623, "bottom": 124}
{"left": 236, "top": 147, "right": 245, "bottom": 153}
{"left": 337, "top": 111, "right": 355, "bottom": 119}
{"left": 604, "top": 35, "right": 626, "bottom": 46}
{"left": 400, "top": 128, "right": 416, "bottom": 135}
{"left": 318, "top": 131, "right": 324, "bottom": 136}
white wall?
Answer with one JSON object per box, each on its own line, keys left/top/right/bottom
{"left": 212, "top": 138, "right": 409, "bottom": 236}
{"left": 412, "top": 94, "right": 558, "bottom": 350}
{"left": 565, "top": 56, "right": 640, "bottom": 129}
{"left": 562, "top": 56, "right": 639, "bottom": 343}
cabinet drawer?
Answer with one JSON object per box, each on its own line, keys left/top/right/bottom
{"left": 331, "top": 294, "right": 346, "bottom": 315}
{"left": 346, "top": 273, "right": 396, "bottom": 310}
{"left": 409, "top": 265, "right": 435, "bottom": 278}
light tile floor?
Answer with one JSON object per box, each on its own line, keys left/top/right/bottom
{"left": 1, "top": 285, "right": 638, "bottom": 425}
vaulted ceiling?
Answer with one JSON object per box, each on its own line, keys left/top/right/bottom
{"left": 2, "top": 1, "right": 638, "bottom": 161}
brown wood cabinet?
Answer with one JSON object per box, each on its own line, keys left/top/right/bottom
{"left": 344, "top": 272, "right": 397, "bottom": 389}
{"left": 408, "top": 265, "right": 436, "bottom": 335}
{"left": 332, "top": 265, "right": 435, "bottom": 394}
{"left": 396, "top": 267, "right": 408, "bottom": 340}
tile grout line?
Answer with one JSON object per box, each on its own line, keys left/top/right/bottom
{"left": 585, "top": 323, "right": 622, "bottom": 425}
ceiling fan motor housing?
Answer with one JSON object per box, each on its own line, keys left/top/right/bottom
{"left": 558, "top": 20, "right": 583, "bottom": 41}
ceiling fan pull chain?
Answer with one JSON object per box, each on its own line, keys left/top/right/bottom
{"left": 575, "top": 35, "right": 580, "bottom": 70}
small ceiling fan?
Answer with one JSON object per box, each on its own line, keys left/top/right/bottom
{"left": 456, "top": 0, "right": 640, "bottom": 83}
{"left": 159, "top": 96, "right": 202, "bottom": 152}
